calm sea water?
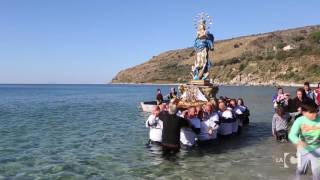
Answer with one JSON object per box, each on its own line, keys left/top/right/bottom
{"left": 0, "top": 84, "right": 312, "bottom": 179}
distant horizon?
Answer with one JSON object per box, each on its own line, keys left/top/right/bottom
{"left": 1, "top": 0, "right": 320, "bottom": 84}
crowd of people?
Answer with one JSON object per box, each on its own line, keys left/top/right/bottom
{"left": 271, "top": 82, "right": 320, "bottom": 179}
{"left": 150, "top": 84, "right": 320, "bottom": 179}
{"left": 156, "top": 88, "right": 178, "bottom": 105}
{"left": 146, "top": 90, "right": 250, "bottom": 154}
{"left": 271, "top": 82, "right": 320, "bottom": 142}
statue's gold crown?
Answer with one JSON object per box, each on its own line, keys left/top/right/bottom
{"left": 193, "top": 12, "right": 212, "bottom": 30}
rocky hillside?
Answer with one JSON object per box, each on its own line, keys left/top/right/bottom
{"left": 112, "top": 25, "right": 320, "bottom": 85}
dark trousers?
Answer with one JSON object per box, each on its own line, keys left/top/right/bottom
{"left": 276, "top": 130, "right": 288, "bottom": 142}
{"left": 162, "top": 144, "right": 180, "bottom": 155}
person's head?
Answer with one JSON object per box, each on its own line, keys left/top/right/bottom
{"left": 218, "top": 101, "right": 226, "bottom": 112}
{"left": 157, "top": 88, "right": 161, "bottom": 93}
{"left": 171, "top": 87, "right": 176, "bottom": 92}
{"left": 277, "top": 87, "right": 284, "bottom": 95}
{"left": 229, "top": 99, "right": 236, "bottom": 108}
{"left": 284, "top": 93, "right": 291, "bottom": 100}
{"left": 296, "top": 88, "right": 306, "bottom": 100}
{"left": 237, "top": 98, "right": 244, "bottom": 106}
{"left": 152, "top": 106, "right": 161, "bottom": 117}
{"left": 275, "top": 106, "right": 285, "bottom": 117}
{"left": 159, "top": 103, "right": 166, "bottom": 112}
{"left": 210, "top": 99, "right": 218, "bottom": 109}
{"left": 188, "top": 107, "right": 196, "bottom": 118}
{"left": 304, "top": 82, "right": 311, "bottom": 92}
{"left": 168, "top": 103, "right": 177, "bottom": 115}
{"left": 301, "top": 100, "right": 319, "bottom": 120}
{"left": 195, "top": 105, "right": 202, "bottom": 114}
{"left": 204, "top": 103, "right": 213, "bottom": 114}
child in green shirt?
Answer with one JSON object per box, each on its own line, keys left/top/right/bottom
{"left": 289, "top": 100, "right": 320, "bottom": 180}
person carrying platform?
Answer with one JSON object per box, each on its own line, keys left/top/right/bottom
{"left": 229, "top": 99, "right": 240, "bottom": 134}
{"left": 159, "top": 103, "right": 190, "bottom": 155}
{"left": 198, "top": 103, "right": 220, "bottom": 144}
{"left": 237, "top": 98, "right": 250, "bottom": 125}
{"left": 218, "top": 101, "right": 234, "bottom": 137}
{"left": 146, "top": 106, "right": 163, "bottom": 145}
{"left": 180, "top": 107, "right": 201, "bottom": 149}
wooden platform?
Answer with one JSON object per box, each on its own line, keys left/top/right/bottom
{"left": 188, "top": 80, "right": 211, "bottom": 86}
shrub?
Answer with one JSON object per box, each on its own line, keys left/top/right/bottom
{"left": 264, "top": 51, "right": 275, "bottom": 60}
{"left": 240, "top": 51, "right": 254, "bottom": 60}
{"left": 239, "top": 63, "right": 247, "bottom": 71}
{"left": 254, "top": 55, "right": 263, "bottom": 61}
{"left": 276, "top": 42, "right": 286, "bottom": 49}
{"left": 275, "top": 51, "right": 288, "bottom": 60}
{"left": 292, "top": 35, "right": 305, "bottom": 42}
{"left": 308, "top": 31, "right": 320, "bottom": 44}
{"left": 307, "top": 64, "right": 320, "bottom": 74}
{"left": 216, "top": 58, "right": 241, "bottom": 66}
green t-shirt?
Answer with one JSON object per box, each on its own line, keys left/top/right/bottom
{"left": 289, "top": 115, "right": 320, "bottom": 152}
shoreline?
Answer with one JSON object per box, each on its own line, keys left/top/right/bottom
{"left": 109, "top": 82, "right": 318, "bottom": 87}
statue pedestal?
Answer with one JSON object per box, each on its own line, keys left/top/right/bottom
{"left": 177, "top": 80, "right": 219, "bottom": 109}
{"left": 188, "top": 80, "right": 211, "bottom": 86}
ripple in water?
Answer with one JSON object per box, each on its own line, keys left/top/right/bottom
{"left": 0, "top": 84, "right": 311, "bottom": 179}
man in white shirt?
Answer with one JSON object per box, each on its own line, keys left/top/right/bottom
{"left": 229, "top": 99, "right": 241, "bottom": 134}
{"left": 146, "top": 106, "right": 162, "bottom": 145}
{"left": 199, "top": 103, "right": 220, "bottom": 144}
{"left": 218, "top": 101, "right": 234, "bottom": 137}
{"left": 180, "top": 107, "right": 201, "bottom": 148}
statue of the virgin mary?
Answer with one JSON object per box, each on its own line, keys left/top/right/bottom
{"left": 192, "top": 13, "right": 214, "bottom": 80}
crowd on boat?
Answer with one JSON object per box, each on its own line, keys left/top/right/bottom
{"left": 271, "top": 82, "right": 320, "bottom": 142}
{"left": 146, "top": 88, "right": 250, "bottom": 154}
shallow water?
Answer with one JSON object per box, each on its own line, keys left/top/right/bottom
{"left": 0, "top": 84, "right": 312, "bottom": 179}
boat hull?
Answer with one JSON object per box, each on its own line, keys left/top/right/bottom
{"left": 140, "top": 101, "right": 157, "bottom": 112}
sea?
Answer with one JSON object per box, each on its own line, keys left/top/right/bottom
{"left": 0, "top": 84, "right": 313, "bottom": 179}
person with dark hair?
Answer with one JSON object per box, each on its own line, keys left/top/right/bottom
{"left": 272, "top": 106, "right": 291, "bottom": 142}
{"left": 156, "top": 89, "right": 164, "bottom": 105}
{"left": 167, "top": 87, "right": 178, "bottom": 100}
{"left": 273, "top": 87, "right": 284, "bottom": 108}
{"left": 304, "top": 82, "right": 315, "bottom": 101}
{"left": 237, "top": 98, "right": 250, "bottom": 125}
{"left": 289, "top": 100, "right": 320, "bottom": 179}
{"left": 314, "top": 82, "right": 320, "bottom": 106}
{"left": 288, "top": 88, "right": 310, "bottom": 118}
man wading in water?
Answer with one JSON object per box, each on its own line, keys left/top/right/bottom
{"left": 159, "top": 103, "right": 190, "bottom": 155}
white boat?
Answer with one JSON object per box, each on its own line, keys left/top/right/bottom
{"left": 140, "top": 101, "right": 158, "bottom": 112}
{"left": 140, "top": 100, "right": 169, "bottom": 112}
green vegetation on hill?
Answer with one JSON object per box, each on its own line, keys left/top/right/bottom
{"left": 112, "top": 25, "right": 320, "bottom": 85}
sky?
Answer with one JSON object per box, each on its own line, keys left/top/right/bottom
{"left": 0, "top": 0, "right": 319, "bottom": 84}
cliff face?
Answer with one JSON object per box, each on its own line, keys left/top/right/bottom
{"left": 112, "top": 25, "right": 320, "bottom": 85}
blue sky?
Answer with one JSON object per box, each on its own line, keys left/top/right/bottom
{"left": 0, "top": 0, "right": 319, "bottom": 84}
